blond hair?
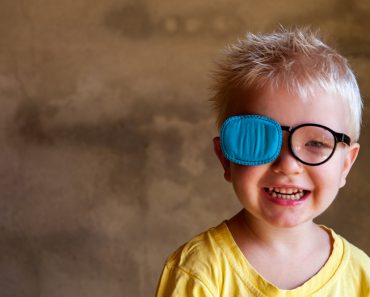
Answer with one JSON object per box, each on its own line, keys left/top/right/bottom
{"left": 210, "top": 28, "right": 363, "bottom": 141}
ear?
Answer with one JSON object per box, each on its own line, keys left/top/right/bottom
{"left": 213, "top": 137, "right": 232, "bottom": 182}
{"left": 340, "top": 143, "right": 360, "bottom": 188}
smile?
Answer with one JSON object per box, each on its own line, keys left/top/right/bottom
{"left": 264, "top": 187, "right": 307, "bottom": 201}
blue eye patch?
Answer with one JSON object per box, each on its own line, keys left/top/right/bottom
{"left": 220, "top": 115, "right": 283, "bottom": 166}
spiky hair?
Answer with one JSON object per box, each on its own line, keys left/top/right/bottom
{"left": 210, "top": 27, "right": 363, "bottom": 141}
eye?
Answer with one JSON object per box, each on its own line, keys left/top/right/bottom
{"left": 305, "top": 140, "right": 331, "bottom": 149}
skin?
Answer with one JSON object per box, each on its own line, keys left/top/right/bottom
{"left": 213, "top": 86, "right": 360, "bottom": 289}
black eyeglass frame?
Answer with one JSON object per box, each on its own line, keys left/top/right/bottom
{"left": 280, "top": 123, "right": 351, "bottom": 166}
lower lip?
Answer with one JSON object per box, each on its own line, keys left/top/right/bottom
{"left": 263, "top": 189, "right": 309, "bottom": 206}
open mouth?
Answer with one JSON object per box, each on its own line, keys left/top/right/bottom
{"left": 264, "top": 187, "right": 309, "bottom": 201}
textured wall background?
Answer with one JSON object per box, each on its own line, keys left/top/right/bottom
{"left": 0, "top": 0, "right": 369, "bottom": 296}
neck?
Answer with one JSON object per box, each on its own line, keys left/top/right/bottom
{"left": 229, "top": 210, "right": 324, "bottom": 253}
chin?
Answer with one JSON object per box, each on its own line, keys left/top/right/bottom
{"left": 265, "top": 215, "right": 312, "bottom": 229}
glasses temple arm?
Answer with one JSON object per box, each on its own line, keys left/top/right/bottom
{"left": 335, "top": 132, "right": 351, "bottom": 145}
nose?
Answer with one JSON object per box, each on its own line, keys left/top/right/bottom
{"left": 271, "top": 133, "right": 303, "bottom": 175}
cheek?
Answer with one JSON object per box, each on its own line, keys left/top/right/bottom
{"left": 231, "top": 164, "right": 261, "bottom": 180}
{"left": 230, "top": 164, "right": 267, "bottom": 193}
{"left": 310, "top": 157, "right": 345, "bottom": 195}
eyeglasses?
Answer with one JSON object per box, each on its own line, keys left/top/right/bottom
{"left": 220, "top": 115, "right": 351, "bottom": 167}
{"left": 280, "top": 123, "right": 351, "bottom": 166}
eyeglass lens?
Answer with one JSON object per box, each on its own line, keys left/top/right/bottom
{"left": 290, "top": 126, "right": 335, "bottom": 165}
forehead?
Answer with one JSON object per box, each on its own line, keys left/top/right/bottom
{"left": 229, "top": 87, "right": 349, "bottom": 132}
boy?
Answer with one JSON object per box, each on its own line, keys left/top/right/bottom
{"left": 156, "top": 28, "right": 370, "bottom": 296}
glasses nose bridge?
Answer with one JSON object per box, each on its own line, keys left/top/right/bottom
{"left": 281, "top": 125, "right": 292, "bottom": 133}
{"left": 272, "top": 129, "right": 303, "bottom": 175}
{"left": 277, "top": 125, "right": 300, "bottom": 165}
{"left": 280, "top": 125, "right": 293, "bottom": 149}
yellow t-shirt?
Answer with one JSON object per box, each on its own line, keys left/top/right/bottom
{"left": 156, "top": 222, "right": 370, "bottom": 297}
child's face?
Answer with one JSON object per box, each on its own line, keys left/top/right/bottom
{"left": 214, "top": 87, "right": 360, "bottom": 228}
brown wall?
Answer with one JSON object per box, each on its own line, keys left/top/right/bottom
{"left": 0, "top": 0, "right": 369, "bottom": 296}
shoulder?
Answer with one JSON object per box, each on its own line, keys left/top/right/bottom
{"left": 341, "top": 236, "right": 370, "bottom": 272}
{"left": 156, "top": 222, "right": 232, "bottom": 296}
{"left": 331, "top": 229, "right": 370, "bottom": 293}
{"left": 322, "top": 226, "right": 370, "bottom": 271}
{"left": 315, "top": 226, "right": 370, "bottom": 295}
{"left": 165, "top": 222, "right": 231, "bottom": 276}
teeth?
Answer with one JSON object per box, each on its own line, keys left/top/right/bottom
{"left": 266, "top": 187, "right": 306, "bottom": 200}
